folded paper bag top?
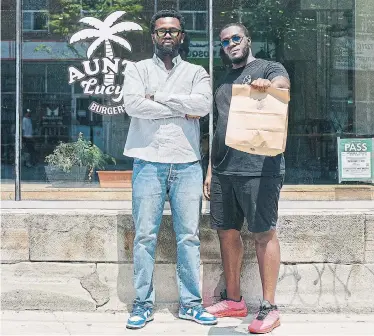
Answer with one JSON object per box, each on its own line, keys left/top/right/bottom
{"left": 225, "top": 85, "right": 290, "bottom": 157}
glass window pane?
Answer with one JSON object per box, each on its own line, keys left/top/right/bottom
{"left": 4, "top": 0, "right": 371, "bottom": 200}
{"left": 183, "top": 12, "right": 194, "bottom": 31}
{"left": 195, "top": 12, "right": 207, "bottom": 31}
{"left": 213, "top": 0, "right": 374, "bottom": 186}
{"left": 23, "top": 12, "right": 33, "bottom": 30}
{"left": 1, "top": 62, "right": 16, "bottom": 92}
{"left": 1, "top": 4, "right": 16, "bottom": 194}
{"left": 47, "top": 64, "right": 70, "bottom": 93}
{"left": 1, "top": 92, "right": 16, "bottom": 188}
{"left": 33, "top": 11, "right": 48, "bottom": 30}
{"left": 23, "top": 64, "right": 45, "bottom": 92}
{"left": 179, "top": 0, "right": 207, "bottom": 11}
{"left": 18, "top": 0, "right": 154, "bottom": 197}
{"left": 24, "top": 0, "right": 47, "bottom": 11}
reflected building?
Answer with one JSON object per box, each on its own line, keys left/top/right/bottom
{"left": 1, "top": 0, "right": 373, "bottom": 195}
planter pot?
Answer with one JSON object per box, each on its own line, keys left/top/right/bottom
{"left": 97, "top": 170, "right": 132, "bottom": 188}
{"left": 45, "top": 166, "right": 88, "bottom": 187}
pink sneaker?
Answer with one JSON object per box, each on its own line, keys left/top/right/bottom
{"left": 248, "top": 300, "right": 280, "bottom": 334}
{"left": 206, "top": 292, "right": 248, "bottom": 318}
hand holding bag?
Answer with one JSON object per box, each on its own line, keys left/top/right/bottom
{"left": 225, "top": 84, "right": 290, "bottom": 156}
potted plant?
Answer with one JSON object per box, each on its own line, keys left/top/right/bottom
{"left": 45, "top": 133, "right": 115, "bottom": 186}
{"left": 96, "top": 170, "right": 133, "bottom": 188}
{"left": 96, "top": 157, "right": 133, "bottom": 188}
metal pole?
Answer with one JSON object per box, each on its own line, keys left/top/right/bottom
{"left": 15, "top": 0, "right": 22, "bottom": 200}
{"left": 208, "top": 0, "right": 214, "bottom": 155}
{"left": 153, "top": 0, "right": 158, "bottom": 55}
{"left": 238, "top": 0, "right": 243, "bottom": 23}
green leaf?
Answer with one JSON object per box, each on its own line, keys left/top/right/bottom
{"left": 45, "top": 132, "right": 116, "bottom": 172}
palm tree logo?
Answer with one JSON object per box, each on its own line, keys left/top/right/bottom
{"left": 70, "top": 11, "right": 142, "bottom": 87}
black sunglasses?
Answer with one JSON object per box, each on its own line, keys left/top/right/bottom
{"left": 155, "top": 28, "right": 181, "bottom": 38}
{"left": 221, "top": 35, "right": 243, "bottom": 48}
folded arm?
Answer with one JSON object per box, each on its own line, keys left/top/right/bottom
{"left": 122, "top": 63, "right": 184, "bottom": 119}
{"left": 154, "top": 67, "right": 212, "bottom": 117}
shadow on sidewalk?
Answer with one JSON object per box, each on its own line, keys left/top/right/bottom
{"left": 207, "top": 315, "right": 254, "bottom": 335}
{"left": 208, "top": 327, "right": 247, "bottom": 335}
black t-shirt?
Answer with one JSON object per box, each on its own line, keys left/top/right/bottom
{"left": 212, "top": 59, "right": 289, "bottom": 176}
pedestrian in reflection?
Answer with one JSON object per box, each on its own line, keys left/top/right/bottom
{"left": 204, "top": 23, "right": 290, "bottom": 334}
{"left": 22, "top": 109, "right": 35, "bottom": 167}
{"left": 122, "top": 9, "right": 217, "bottom": 330}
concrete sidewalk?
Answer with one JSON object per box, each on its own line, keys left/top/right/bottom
{"left": 2, "top": 311, "right": 374, "bottom": 336}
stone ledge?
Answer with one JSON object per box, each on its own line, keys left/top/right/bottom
{"left": 28, "top": 213, "right": 125, "bottom": 262}
{"left": 203, "top": 263, "right": 374, "bottom": 313}
{"left": 1, "top": 262, "right": 96, "bottom": 311}
{"left": 365, "top": 214, "right": 374, "bottom": 262}
{"left": 1, "top": 214, "right": 29, "bottom": 263}
{"left": 1, "top": 211, "right": 367, "bottom": 264}
{"left": 1, "top": 204, "right": 372, "bottom": 313}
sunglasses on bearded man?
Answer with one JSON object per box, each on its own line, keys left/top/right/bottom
{"left": 221, "top": 34, "right": 244, "bottom": 48}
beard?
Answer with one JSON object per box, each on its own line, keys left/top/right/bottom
{"left": 228, "top": 43, "right": 250, "bottom": 64}
{"left": 156, "top": 41, "right": 180, "bottom": 57}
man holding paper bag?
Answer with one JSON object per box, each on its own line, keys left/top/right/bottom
{"left": 205, "top": 23, "right": 290, "bottom": 334}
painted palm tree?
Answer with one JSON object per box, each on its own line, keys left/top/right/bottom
{"left": 70, "top": 11, "right": 142, "bottom": 86}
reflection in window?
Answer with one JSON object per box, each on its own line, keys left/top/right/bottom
{"left": 23, "top": 0, "right": 48, "bottom": 11}
{"left": 23, "top": 12, "right": 33, "bottom": 30}
{"left": 178, "top": 0, "right": 207, "bottom": 11}
{"left": 1, "top": 63, "right": 16, "bottom": 92}
{"left": 23, "top": 64, "right": 45, "bottom": 93}
{"left": 178, "top": 0, "right": 207, "bottom": 33}
{"left": 213, "top": 0, "right": 370, "bottom": 185}
{"left": 23, "top": 11, "right": 48, "bottom": 31}
{"left": 47, "top": 64, "right": 71, "bottom": 94}
{"left": 180, "top": 11, "right": 207, "bottom": 33}
{"left": 2, "top": 0, "right": 373, "bottom": 192}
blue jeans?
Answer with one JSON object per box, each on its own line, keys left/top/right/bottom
{"left": 132, "top": 159, "right": 203, "bottom": 308}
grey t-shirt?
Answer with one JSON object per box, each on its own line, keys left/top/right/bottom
{"left": 212, "top": 59, "right": 289, "bottom": 176}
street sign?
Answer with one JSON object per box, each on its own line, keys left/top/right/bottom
{"left": 337, "top": 137, "right": 374, "bottom": 183}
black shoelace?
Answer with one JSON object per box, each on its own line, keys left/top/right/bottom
{"left": 257, "top": 301, "right": 277, "bottom": 321}
{"left": 220, "top": 290, "right": 227, "bottom": 301}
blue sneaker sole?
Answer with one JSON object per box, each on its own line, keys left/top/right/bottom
{"left": 126, "top": 316, "right": 154, "bottom": 329}
{"left": 179, "top": 313, "right": 218, "bottom": 325}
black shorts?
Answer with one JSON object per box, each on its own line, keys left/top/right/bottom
{"left": 210, "top": 174, "right": 283, "bottom": 233}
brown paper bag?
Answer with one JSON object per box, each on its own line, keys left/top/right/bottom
{"left": 225, "top": 85, "right": 290, "bottom": 157}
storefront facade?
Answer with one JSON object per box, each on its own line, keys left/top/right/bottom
{"left": 1, "top": 0, "right": 373, "bottom": 200}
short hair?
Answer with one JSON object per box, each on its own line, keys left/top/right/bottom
{"left": 150, "top": 10, "right": 185, "bottom": 33}
{"left": 220, "top": 23, "right": 250, "bottom": 38}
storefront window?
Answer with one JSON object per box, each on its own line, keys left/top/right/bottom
{"left": 214, "top": 0, "right": 373, "bottom": 185}
{"left": 1, "top": 0, "right": 373, "bottom": 200}
{"left": 1, "top": 1, "right": 16, "bottom": 199}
